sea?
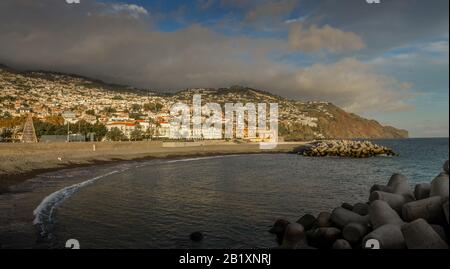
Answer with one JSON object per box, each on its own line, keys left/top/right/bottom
{"left": 8, "top": 138, "right": 450, "bottom": 249}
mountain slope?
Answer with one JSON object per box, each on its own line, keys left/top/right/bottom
{"left": 0, "top": 65, "right": 408, "bottom": 140}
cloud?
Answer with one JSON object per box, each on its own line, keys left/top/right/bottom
{"left": 299, "top": 0, "right": 449, "bottom": 55}
{"left": 288, "top": 23, "right": 365, "bottom": 53}
{"left": 244, "top": 0, "right": 298, "bottom": 22}
{"left": 109, "top": 4, "right": 149, "bottom": 18}
{"left": 288, "top": 58, "right": 415, "bottom": 112}
{"left": 0, "top": 0, "right": 415, "bottom": 115}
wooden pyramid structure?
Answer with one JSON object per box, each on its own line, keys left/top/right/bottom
{"left": 22, "top": 114, "right": 38, "bottom": 143}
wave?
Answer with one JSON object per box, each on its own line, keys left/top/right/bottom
{"left": 33, "top": 170, "right": 120, "bottom": 238}
{"left": 32, "top": 154, "right": 246, "bottom": 239}
{"left": 166, "top": 154, "right": 241, "bottom": 163}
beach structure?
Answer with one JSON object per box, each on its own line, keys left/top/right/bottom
{"left": 21, "top": 114, "right": 38, "bottom": 143}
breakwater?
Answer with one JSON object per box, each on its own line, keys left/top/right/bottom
{"left": 270, "top": 160, "right": 449, "bottom": 249}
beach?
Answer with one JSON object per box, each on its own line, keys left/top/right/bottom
{"left": 0, "top": 141, "right": 305, "bottom": 248}
{"left": 0, "top": 141, "right": 305, "bottom": 194}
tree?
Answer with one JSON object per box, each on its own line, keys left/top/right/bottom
{"left": 130, "top": 126, "right": 144, "bottom": 141}
{"left": 0, "top": 128, "right": 13, "bottom": 142}
{"left": 106, "top": 127, "right": 127, "bottom": 141}
{"left": 0, "top": 111, "right": 12, "bottom": 119}
{"left": 131, "top": 104, "right": 141, "bottom": 112}
{"left": 45, "top": 115, "right": 65, "bottom": 125}
{"left": 85, "top": 109, "right": 96, "bottom": 116}
{"left": 144, "top": 102, "right": 164, "bottom": 113}
{"left": 92, "top": 122, "right": 108, "bottom": 141}
{"left": 102, "top": 107, "right": 116, "bottom": 114}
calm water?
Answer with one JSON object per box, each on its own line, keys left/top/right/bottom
{"left": 35, "top": 138, "right": 448, "bottom": 249}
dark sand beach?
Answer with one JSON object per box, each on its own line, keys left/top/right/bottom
{"left": 0, "top": 141, "right": 305, "bottom": 194}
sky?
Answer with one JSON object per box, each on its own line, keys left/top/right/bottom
{"left": 0, "top": 0, "right": 448, "bottom": 137}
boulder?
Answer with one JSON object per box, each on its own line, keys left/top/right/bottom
{"left": 444, "top": 160, "right": 449, "bottom": 174}
{"left": 401, "top": 219, "right": 449, "bottom": 249}
{"left": 190, "top": 232, "right": 203, "bottom": 242}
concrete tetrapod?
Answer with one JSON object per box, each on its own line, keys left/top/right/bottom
{"left": 401, "top": 219, "right": 449, "bottom": 249}
{"left": 330, "top": 207, "right": 370, "bottom": 229}
{"left": 369, "top": 191, "right": 406, "bottom": 214}
{"left": 402, "top": 196, "right": 445, "bottom": 224}
{"left": 362, "top": 224, "right": 405, "bottom": 249}
{"left": 369, "top": 200, "right": 404, "bottom": 229}
{"left": 430, "top": 172, "right": 449, "bottom": 199}
{"left": 414, "top": 183, "right": 431, "bottom": 200}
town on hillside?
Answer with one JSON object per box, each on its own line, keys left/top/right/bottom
{"left": 0, "top": 67, "right": 407, "bottom": 143}
{"left": 0, "top": 67, "right": 328, "bottom": 143}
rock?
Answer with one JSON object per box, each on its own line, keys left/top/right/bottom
{"left": 444, "top": 160, "right": 449, "bottom": 174}
{"left": 363, "top": 224, "right": 405, "bottom": 249}
{"left": 369, "top": 200, "right": 404, "bottom": 229}
{"left": 414, "top": 183, "right": 431, "bottom": 200}
{"left": 402, "top": 196, "right": 445, "bottom": 224}
{"left": 269, "top": 219, "right": 290, "bottom": 245}
{"left": 331, "top": 207, "right": 370, "bottom": 229}
{"left": 341, "top": 203, "right": 354, "bottom": 211}
{"left": 401, "top": 219, "right": 449, "bottom": 249}
{"left": 296, "top": 214, "right": 318, "bottom": 231}
{"left": 369, "top": 191, "right": 406, "bottom": 214}
{"left": 307, "top": 227, "right": 341, "bottom": 249}
{"left": 343, "top": 222, "right": 370, "bottom": 244}
{"left": 332, "top": 239, "right": 352, "bottom": 249}
{"left": 430, "top": 172, "right": 449, "bottom": 199}
{"left": 352, "top": 202, "right": 369, "bottom": 216}
{"left": 281, "top": 223, "right": 308, "bottom": 249}
{"left": 190, "top": 232, "right": 203, "bottom": 242}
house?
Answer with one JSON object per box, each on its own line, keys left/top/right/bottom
{"left": 82, "top": 114, "right": 97, "bottom": 124}
{"left": 62, "top": 111, "right": 78, "bottom": 124}
{"left": 106, "top": 122, "right": 137, "bottom": 138}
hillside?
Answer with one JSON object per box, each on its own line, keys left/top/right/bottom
{"left": 0, "top": 65, "right": 408, "bottom": 140}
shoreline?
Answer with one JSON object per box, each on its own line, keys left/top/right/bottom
{"left": 0, "top": 141, "right": 305, "bottom": 194}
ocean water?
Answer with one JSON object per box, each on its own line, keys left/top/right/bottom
{"left": 34, "top": 138, "right": 448, "bottom": 249}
